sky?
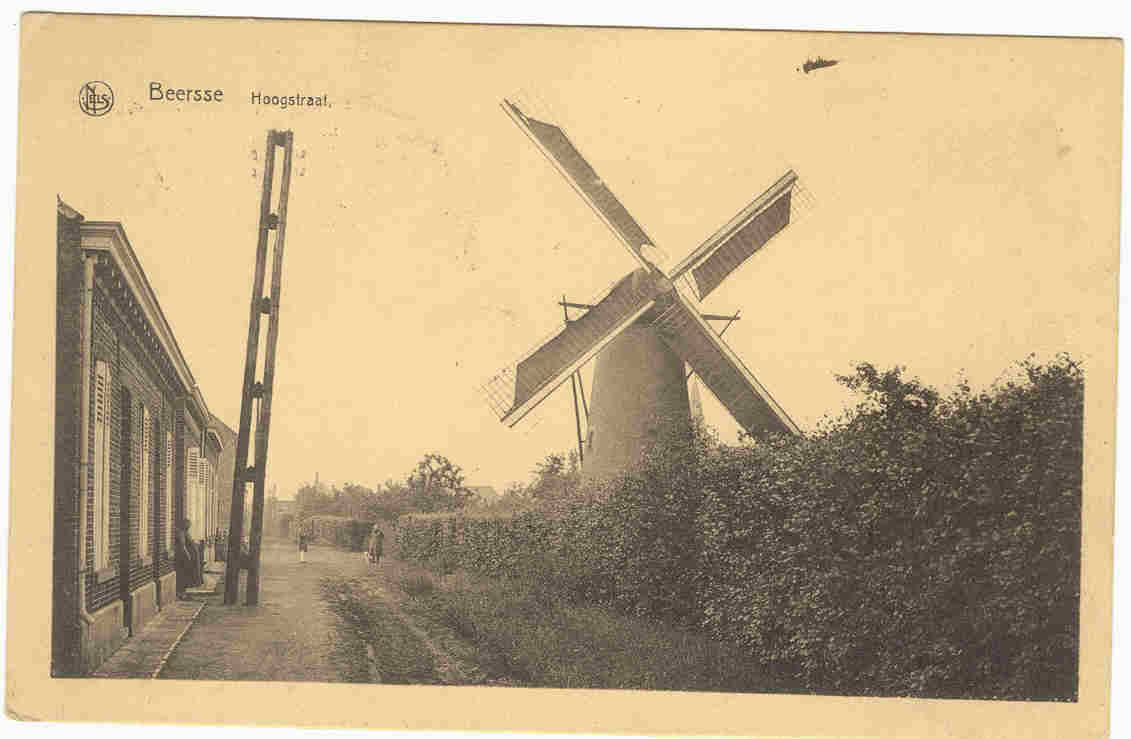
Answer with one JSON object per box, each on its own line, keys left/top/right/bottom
{"left": 45, "top": 20, "right": 1121, "bottom": 497}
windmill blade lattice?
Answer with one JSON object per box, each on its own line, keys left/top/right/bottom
{"left": 669, "top": 171, "right": 818, "bottom": 300}
{"left": 481, "top": 269, "right": 662, "bottom": 427}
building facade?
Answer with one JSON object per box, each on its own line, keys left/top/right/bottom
{"left": 209, "top": 413, "right": 241, "bottom": 556}
{"left": 53, "top": 200, "right": 234, "bottom": 676}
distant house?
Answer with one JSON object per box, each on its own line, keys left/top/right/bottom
{"left": 265, "top": 495, "right": 296, "bottom": 539}
{"left": 53, "top": 200, "right": 235, "bottom": 676}
{"left": 210, "top": 414, "right": 239, "bottom": 545}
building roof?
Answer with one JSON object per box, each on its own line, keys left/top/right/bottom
{"left": 209, "top": 413, "right": 238, "bottom": 447}
{"left": 59, "top": 197, "right": 216, "bottom": 427}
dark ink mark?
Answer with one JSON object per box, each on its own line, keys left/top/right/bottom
{"left": 801, "top": 57, "right": 839, "bottom": 74}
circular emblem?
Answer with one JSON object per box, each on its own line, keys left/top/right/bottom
{"left": 78, "top": 81, "right": 114, "bottom": 117}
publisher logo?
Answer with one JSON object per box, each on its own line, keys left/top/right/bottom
{"left": 78, "top": 81, "right": 114, "bottom": 117}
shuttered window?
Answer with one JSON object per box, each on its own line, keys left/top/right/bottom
{"left": 197, "top": 453, "right": 207, "bottom": 540}
{"left": 92, "top": 360, "right": 111, "bottom": 571}
{"left": 205, "top": 458, "right": 213, "bottom": 542}
{"left": 165, "top": 431, "right": 174, "bottom": 551}
{"left": 139, "top": 405, "right": 151, "bottom": 559}
{"left": 187, "top": 446, "right": 201, "bottom": 541}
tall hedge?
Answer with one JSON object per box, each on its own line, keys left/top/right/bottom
{"left": 396, "top": 355, "right": 1083, "bottom": 700}
{"left": 307, "top": 515, "right": 374, "bottom": 551}
{"left": 696, "top": 356, "right": 1082, "bottom": 699}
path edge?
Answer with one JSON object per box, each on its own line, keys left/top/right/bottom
{"left": 151, "top": 602, "right": 206, "bottom": 678}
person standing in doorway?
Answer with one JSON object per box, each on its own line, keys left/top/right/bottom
{"left": 176, "top": 519, "right": 202, "bottom": 595}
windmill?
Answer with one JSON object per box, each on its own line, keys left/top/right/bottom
{"left": 483, "top": 100, "right": 808, "bottom": 480}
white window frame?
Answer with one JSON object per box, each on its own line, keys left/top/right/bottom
{"left": 92, "top": 360, "right": 112, "bottom": 572}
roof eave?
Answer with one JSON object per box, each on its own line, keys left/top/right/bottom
{"left": 77, "top": 220, "right": 212, "bottom": 421}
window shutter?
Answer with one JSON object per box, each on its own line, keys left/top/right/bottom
{"left": 205, "top": 458, "right": 213, "bottom": 541}
{"left": 93, "top": 361, "right": 112, "bottom": 571}
{"left": 165, "top": 430, "right": 174, "bottom": 551}
{"left": 187, "top": 446, "right": 200, "bottom": 540}
{"left": 140, "top": 405, "right": 151, "bottom": 558}
{"left": 197, "top": 451, "right": 205, "bottom": 540}
{"left": 210, "top": 459, "right": 216, "bottom": 538}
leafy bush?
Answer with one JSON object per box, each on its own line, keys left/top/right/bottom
{"left": 698, "top": 355, "right": 1082, "bottom": 699}
{"left": 399, "top": 573, "right": 437, "bottom": 600}
{"left": 307, "top": 515, "right": 374, "bottom": 551}
{"left": 293, "top": 453, "right": 475, "bottom": 524}
{"left": 396, "top": 355, "right": 1083, "bottom": 700}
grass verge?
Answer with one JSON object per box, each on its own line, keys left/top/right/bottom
{"left": 320, "top": 576, "right": 440, "bottom": 684}
{"left": 399, "top": 570, "right": 786, "bottom": 692}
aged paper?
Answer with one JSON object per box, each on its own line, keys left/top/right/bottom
{"left": 9, "top": 13, "right": 1123, "bottom": 736}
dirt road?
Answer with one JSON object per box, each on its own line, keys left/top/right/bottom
{"left": 159, "top": 540, "right": 474, "bottom": 683}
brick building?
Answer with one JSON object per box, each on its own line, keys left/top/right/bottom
{"left": 54, "top": 200, "right": 235, "bottom": 676}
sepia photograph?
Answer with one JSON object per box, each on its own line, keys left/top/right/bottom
{"left": 8, "top": 10, "right": 1123, "bottom": 736}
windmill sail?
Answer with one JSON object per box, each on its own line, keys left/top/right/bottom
{"left": 484, "top": 270, "right": 662, "bottom": 427}
{"left": 652, "top": 291, "right": 799, "bottom": 437}
{"left": 490, "top": 100, "right": 809, "bottom": 440}
{"left": 503, "top": 100, "right": 657, "bottom": 272}
{"left": 669, "top": 170, "right": 798, "bottom": 299}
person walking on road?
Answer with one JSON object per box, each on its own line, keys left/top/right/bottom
{"left": 298, "top": 528, "right": 309, "bottom": 563}
{"left": 366, "top": 525, "right": 384, "bottom": 566}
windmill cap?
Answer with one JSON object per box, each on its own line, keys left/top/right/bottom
{"left": 639, "top": 242, "right": 672, "bottom": 272}
{"left": 629, "top": 264, "right": 674, "bottom": 295}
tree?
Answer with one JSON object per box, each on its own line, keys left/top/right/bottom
{"left": 368, "top": 480, "right": 415, "bottom": 520}
{"left": 406, "top": 453, "right": 472, "bottom": 512}
{"left": 835, "top": 362, "right": 940, "bottom": 424}
{"left": 529, "top": 451, "right": 580, "bottom": 500}
{"left": 337, "top": 483, "right": 376, "bottom": 520}
{"left": 294, "top": 482, "right": 333, "bottom": 522}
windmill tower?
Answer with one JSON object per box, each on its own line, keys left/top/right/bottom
{"left": 483, "top": 100, "right": 807, "bottom": 480}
